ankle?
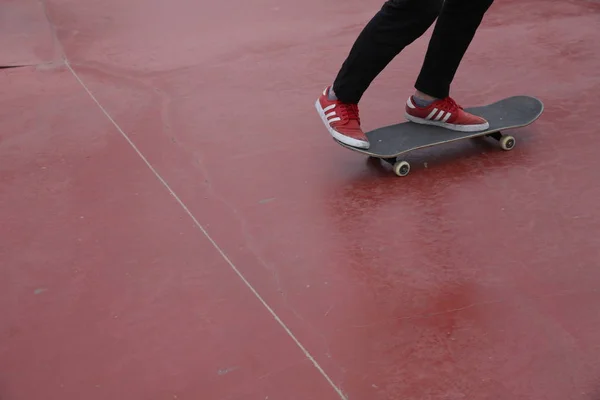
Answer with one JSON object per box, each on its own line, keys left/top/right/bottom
{"left": 413, "top": 90, "right": 438, "bottom": 102}
{"left": 328, "top": 86, "right": 338, "bottom": 101}
{"left": 412, "top": 91, "right": 438, "bottom": 108}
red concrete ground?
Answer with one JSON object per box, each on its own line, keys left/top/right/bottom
{"left": 1, "top": 0, "right": 599, "bottom": 399}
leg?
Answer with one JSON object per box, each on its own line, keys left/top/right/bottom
{"left": 404, "top": 0, "right": 496, "bottom": 132}
{"left": 315, "top": 0, "right": 443, "bottom": 149}
{"left": 333, "top": 0, "right": 444, "bottom": 104}
{"left": 415, "top": 0, "right": 495, "bottom": 99}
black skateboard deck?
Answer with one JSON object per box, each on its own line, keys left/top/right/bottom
{"left": 334, "top": 95, "right": 544, "bottom": 176}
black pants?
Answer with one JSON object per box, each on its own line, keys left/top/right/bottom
{"left": 332, "top": 0, "right": 494, "bottom": 104}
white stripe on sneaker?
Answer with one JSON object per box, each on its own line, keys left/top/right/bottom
{"left": 442, "top": 112, "right": 452, "bottom": 122}
{"left": 434, "top": 110, "right": 445, "bottom": 121}
{"left": 426, "top": 108, "right": 438, "bottom": 120}
{"left": 326, "top": 110, "right": 340, "bottom": 124}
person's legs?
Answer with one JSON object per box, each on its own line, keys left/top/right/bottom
{"left": 315, "top": 0, "right": 443, "bottom": 149}
{"left": 332, "top": 0, "right": 443, "bottom": 104}
{"left": 405, "top": 0, "right": 495, "bottom": 131}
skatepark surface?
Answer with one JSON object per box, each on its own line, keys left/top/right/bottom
{"left": 1, "top": 0, "right": 599, "bottom": 399}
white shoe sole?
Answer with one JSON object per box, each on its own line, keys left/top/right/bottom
{"left": 404, "top": 112, "right": 489, "bottom": 132}
{"left": 315, "top": 99, "right": 369, "bottom": 149}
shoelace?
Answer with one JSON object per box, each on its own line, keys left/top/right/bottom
{"left": 439, "top": 97, "right": 463, "bottom": 113}
{"left": 339, "top": 103, "right": 360, "bottom": 124}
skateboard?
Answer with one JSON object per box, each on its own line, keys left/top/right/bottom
{"left": 334, "top": 95, "right": 544, "bottom": 176}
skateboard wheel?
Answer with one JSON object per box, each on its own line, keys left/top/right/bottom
{"left": 393, "top": 160, "right": 410, "bottom": 177}
{"left": 500, "top": 135, "right": 516, "bottom": 151}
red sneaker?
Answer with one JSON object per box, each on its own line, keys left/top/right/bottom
{"left": 315, "top": 86, "right": 369, "bottom": 149}
{"left": 404, "top": 96, "right": 489, "bottom": 132}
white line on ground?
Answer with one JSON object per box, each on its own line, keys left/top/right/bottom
{"left": 64, "top": 60, "right": 347, "bottom": 400}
